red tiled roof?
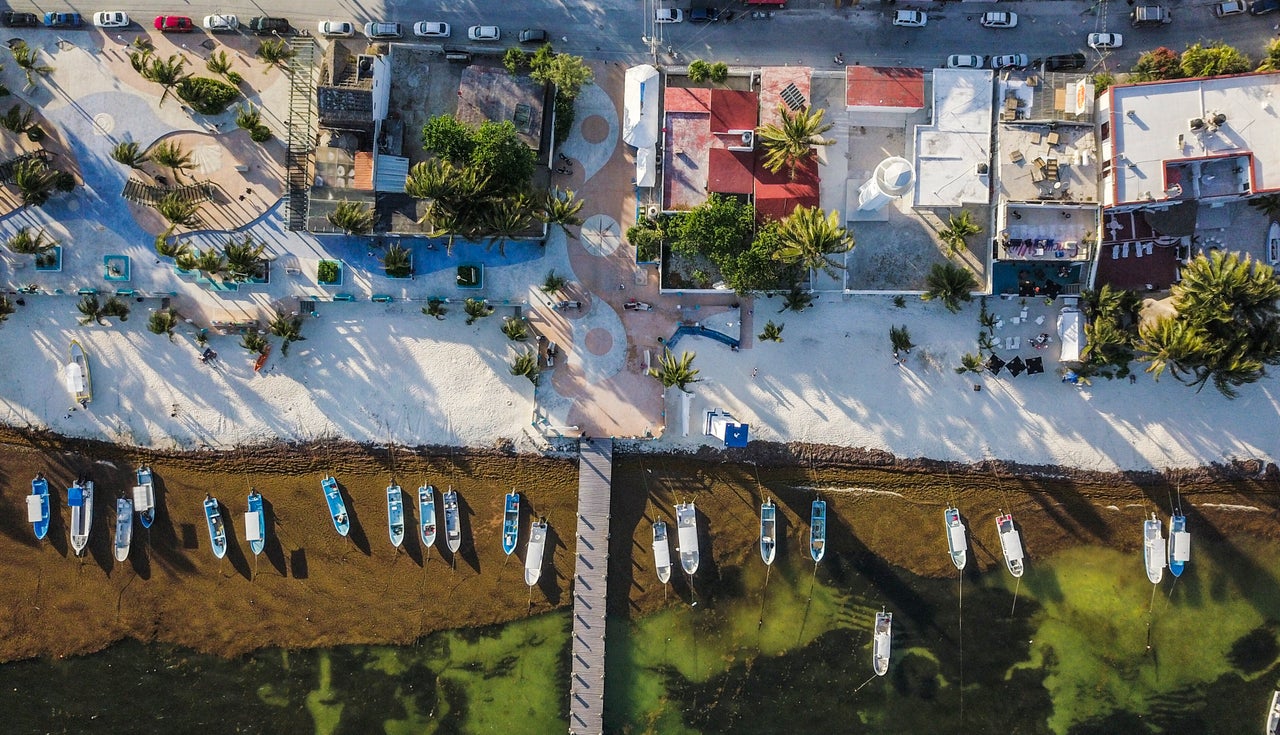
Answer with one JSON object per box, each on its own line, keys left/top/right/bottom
{"left": 664, "top": 87, "right": 711, "bottom": 114}
{"left": 758, "top": 67, "right": 811, "bottom": 128}
{"left": 708, "top": 148, "right": 754, "bottom": 195}
{"left": 709, "top": 89, "right": 758, "bottom": 133}
{"left": 846, "top": 66, "right": 925, "bottom": 110}
{"left": 753, "top": 150, "right": 819, "bottom": 221}
{"left": 353, "top": 151, "right": 374, "bottom": 191}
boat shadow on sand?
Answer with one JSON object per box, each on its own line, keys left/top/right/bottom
{"left": 438, "top": 491, "right": 481, "bottom": 574}
{"left": 140, "top": 472, "right": 198, "bottom": 577}
{"left": 519, "top": 499, "right": 563, "bottom": 606}
{"left": 210, "top": 501, "right": 254, "bottom": 581}
{"left": 259, "top": 496, "right": 290, "bottom": 577}
{"left": 395, "top": 492, "right": 425, "bottom": 567}
{"left": 333, "top": 480, "right": 372, "bottom": 557}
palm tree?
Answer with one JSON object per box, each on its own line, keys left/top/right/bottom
{"left": 539, "top": 188, "right": 584, "bottom": 239}
{"left": 1248, "top": 194, "right": 1280, "bottom": 219}
{"left": 889, "top": 325, "right": 915, "bottom": 354}
{"left": 405, "top": 159, "right": 461, "bottom": 203}
{"left": 268, "top": 310, "right": 306, "bottom": 356}
{"left": 256, "top": 39, "right": 296, "bottom": 69}
{"left": 501, "top": 317, "right": 529, "bottom": 341}
{"left": 240, "top": 332, "right": 269, "bottom": 355}
{"left": 128, "top": 47, "right": 153, "bottom": 75}
{"left": 380, "top": 243, "right": 413, "bottom": 278}
{"left": 10, "top": 41, "right": 53, "bottom": 86}
{"left": 484, "top": 195, "right": 535, "bottom": 255}
{"left": 327, "top": 200, "right": 376, "bottom": 235}
{"left": 0, "top": 295, "right": 14, "bottom": 323}
{"left": 193, "top": 246, "right": 226, "bottom": 280}
{"left": 234, "top": 104, "right": 262, "bottom": 132}
{"left": 541, "top": 270, "right": 568, "bottom": 294}
{"left": 648, "top": 350, "right": 701, "bottom": 392}
{"left": 938, "top": 210, "right": 982, "bottom": 255}
{"left": 922, "top": 262, "right": 977, "bottom": 313}
{"left": 155, "top": 192, "right": 200, "bottom": 227}
{"left": 206, "top": 49, "right": 234, "bottom": 76}
{"left": 147, "top": 308, "right": 180, "bottom": 340}
{"left": 153, "top": 226, "right": 192, "bottom": 260}
{"left": 774, "top": 206, "right": 854, "bottom": 278}
{"left": 11, "top": 159, "right": 60, "bottom": 208}
{"left": 422, "top": 298, "right": 447, "bottom": 320}
{"left": 111, "top": 141, "right": 150, "bottom": 169}
{"left": 77, "top": 295, "right": 103, "bottom": 326}
{"left": 0, "top": 104, "right": 34, "bottom": 135}
{"left": 222, "top": 235, "right": 269, "bottom": 282}
{"left": 756, "top": 105, "right": 834, "bottom": 180}
{"left": 1172, "top": 250, "right": 1280, "bottom": 332}
{"left": 151, "top": 140, "right": 193, "bottom": 180}
{"left": 779, "top": 284, "right": 813, "bottom": 313}
{"left": 463, "top": 298, "right": 494, "bottom": 325}
{"left": 174, "top": 249, "right": 199, "bottom": 272}
{"left": 509, "top": 350, "right": 540, "bottom": 385}
{"left": 954, "top": 352, "right": 985, "bottom": 375}
{"left": 758, "top": 321, "right": 784, "bottom": 342}
{"left": 1137, "top": 315, "right": 1208, "bottom": 385}
{"left": 5, "top": 227, "right": 56, "bottom": 255}
{"left": 1083, "top": 314, "right": 1136, "bottom": 368}
{"left": 101, "top": 296, "right": 130, "bottom": 322}
{"left": 143, "top": 54, "right": 190, "bottom": 107}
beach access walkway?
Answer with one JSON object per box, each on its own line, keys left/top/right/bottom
{"left": 569, "top": 439, "right": 612, "bottom": 734}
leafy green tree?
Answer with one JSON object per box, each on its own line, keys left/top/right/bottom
{"left": 709, "top": 62, "right": 729, "bottom": 83}
{"left": 758, "top": 321, "right": 784, "bottom": 342}
{"left": 541, "top": 270, "right": 568, "bottom": 294}
{"left": 268, "top": 309, "right": 305, "bottom": 356}
{"left": 111, "top": 140, "right": 149, "bottom": 169}
{"left": 648, "top": 350, "right": 701, "bottom": 392}
{"left": 627, "top": 214, "right": 670, "bottom": 264}
{"left": 1180, "top": 42, "right": 1251, "bottom": 78}
{"left": 687, "top": 60, "right": 711, "bottom": 83}
{"left": 756, "top": 105, "right": 834, "bottom": 180}
{"left": 938, "top": 210, "right": 981, "bottom": 256}
{"left": 327, "top": 200, "right": 376, "bottom": 235}
{"left": 148, "top": 308, "right": 180, "bottom": 340}
{"left": 381, "top": 243, "right": 413, "bottom": 278}
{"left": 11, "top": 159, "right": 60, "bottom": 208}
{"left": 503, "top": 47, "right": 528, "bottom": 74}
{"left": 1092, "top": 72, "right": 1116, "bottom": 94}
{"left": 509, "top": 350, "right": 540, "bottom": 385}
{"left": 671, "top": 194, "right": 755, "bottom": 264}
{"left": 529, "top": 44, "right": 556, "bottom": 79}
{"left": 421, "top": 115, "right": 475, "bottom": 164}
{"left": 922, "top": 262, "right": 977, "bottom": 313}
{"left": 1258, "top": 38, "right": 1280, "bottom": 72}
{"left": 774, "top": 205, "right": 854, "bottom": 278}
{"left": 10, "top": 41, "right": 53, "bottom": 86}
{"left": 471, "top": 120, "right": 536, "bottom": 195}
{"left": 720, "top": 220, "right": 793, "bottom": 294}
{"left": 256, "top": 39, "right": 296, "bottom": 68}
{"left": 501, "top": 317, "right": 529, "bottom": 341}
{"left": 463, "top": 297, "right": 494, "bottom": 325}
{"left": 532, "top": 53, "right": 594, "bottom": 98}
{"left": 151, "top": 140, "right": 193, "bottom": 180}
{"left": 1131, "top": 47, "right": 1182, "bottom": 82}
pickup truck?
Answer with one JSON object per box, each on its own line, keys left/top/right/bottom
{"left": 248, "top": 16, "right": 290, "bottom": 35}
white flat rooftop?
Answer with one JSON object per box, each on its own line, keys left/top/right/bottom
{"left": 1107, "top": 72, "right": 1280, "bottom": 206}
{"left": 914, "top": 69, "right": 993, "bottom": 208}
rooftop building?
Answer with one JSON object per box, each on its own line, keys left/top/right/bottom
{"left": 914, "top": 69, "right": 993, "bottom": 208}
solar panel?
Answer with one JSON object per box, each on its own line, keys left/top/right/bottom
{"left": 780, "top": 83, "right": 807, "bottom": 111}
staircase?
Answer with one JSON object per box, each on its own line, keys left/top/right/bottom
{"left": 122, "top": 179, "right": 215, "bottom": 207}
{"left": 285, "top": 37, "right": 318, "bottom": 231}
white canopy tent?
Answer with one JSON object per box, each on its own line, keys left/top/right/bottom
{"left": 624, "top": 65, "right": 661, "bottom": 188}
{"left": 1057, "top": 307, "right": 1084, "bottom": 363}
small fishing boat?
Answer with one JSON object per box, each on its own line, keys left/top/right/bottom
{"left": 321, "top": 476, "right": 350, "bottom": 537}
{"left": 997, "top": 513, "right": 1025, "bottom": 578}
{"left": 1268, "top": 220, "right": 1280, "bottom": 264}
{"left": 760, "top": 498, "right": 777, "bottom": 566}
{"left": 204, "top": 494, "right": 227, "bottom": 559}
{"left": 1169, "top": 510, "right": 1190, "bottom": 578}
{"left": 419, "top": 484, "right": 437, "bottom": 549}
{"left": 133, "top": 466, "right": 156, "bottom": 529}
{"left": 27, "top": 474, "right": 50, "bottom": 541}
{"left": 444, "top": 488, "right": 461, "bottom": 553}
{"left": 65, "top": 340, "right": 92, "bottom": 406}
{"left": 810, "top": 499, "right": 827, "bottom": 563}
{"left": 69, "top": 479, "right": 94, "bottom": 556}
{"left": 114, "top": 496, "right": 133, "bottom": 562}
{"left": 873, "top": 609, "right": 892, "bottom": 676}
{"left": 524, "top": 518, "right": 548, "bottom": 586}
{"left": 387, "top": 484, "right": 405, "bottom": 548}
{"left": 246, "top": 489, "right": 266, "bottom": 556}
{"left": 676, "top": 502, "right": 699, "bottom": 576}
{"left": 945, "top": 507, "right": 968, "bottom": 571}
{"left": 502, "top": 491, "right": 520, "bottom": 557}
{"left": 1267, "top": 689, "right": 1280, "bottom": 735}
{"left": 652, "top": 520, "right": 672, "bottom": 584}
{"left": 1144, "top": 513, "right": 1166, "bottom": 585}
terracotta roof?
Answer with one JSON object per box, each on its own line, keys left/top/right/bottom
{"left": 664, "top": 87, "right": 712, "bottom": 114}
{"left": 709, "top": 89, "right": 758, "bottom": 133}
{"left": 708, "top": 148, "right": 755, "bottom": 195}
{"left": 846, "top": 66, "right": 926, "bottom": 110}
{"left": 753, "top": 151, "right": 819, "bottom": 221}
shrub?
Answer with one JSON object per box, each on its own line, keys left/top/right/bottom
{"left": 687, "top": 60, "right": 710, "bottom": 83}
{"left": 176, "top": 77, "right": 241, "bottom": 115}
{"left": 553, "top": 91, "right": 575, "bottom": 146}
{"left": 250, "top": 124, "right": 273, "bottom": 142}
{"left": 317, "top": 260, "right": 341, "bottom": 284}
{"left": 709, "top": 62, "right": 729, "bottom": 83}
{"left": 54, "top": 171, "right": 75, "bottom": 192}
{"left": 225, "top": 71, "right": 244, "bottom": 86}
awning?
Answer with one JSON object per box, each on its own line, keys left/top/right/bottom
{"left": 1057, "top": 307, "right": 1083, "bottom": 363}
{"left": 636, "top": 146, "right": 656, "bottom": 188}
{"left": 623, "top": 65, "right": 661, "bottom": 149}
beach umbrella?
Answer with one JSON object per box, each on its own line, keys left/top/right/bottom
{"left": 1026, "top": 356, "right": 1044, "bottom": 375}
{"left": 1007, "top": 356, "right": 1026, "bottom": 377}
{"left": 986, "top": 354, "right": 1006, "bottom": 375}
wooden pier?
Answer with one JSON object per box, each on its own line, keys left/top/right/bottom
{"left": 568, "top": 439, "right": 612, "bottom": 734}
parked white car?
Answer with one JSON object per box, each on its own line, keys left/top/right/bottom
{"left": 93, "top": 11, "right": 129, "bottom": 28}
{"left": 655, "top": 8, "right": 684, "bottom": 23}
{"left": 317, "top": 20, "right": 354, "bottom": 37}
{"left": 991, "top": 54, "right": 1030, "bottom": 69}
{"left": 946, "top": 54, "right": 986, "bottom": 69}
{"left": 980, "top": 12, "right": 1018, "bottom": 28}
{"left": 413, "top": 21, "right": 450, "bottom": 38}
{"left": 892, "top": 10, "right": 927, "bottom": 27}
{"left": 202, "top": 14, "right": 238, "bottom": 31}
{"left": 1213, "top": 0, "right": 1246, "bottom": 16}
{"left": 1087, "top": 32, "right": 1123, "bottom": 49}
{"left": 364, "top": 22, "right": 402, "bottom": 39}
{"left": 467, "top": 25, "right": 501, "bottom": 41}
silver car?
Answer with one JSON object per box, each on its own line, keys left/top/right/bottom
{"left": 946, "top": 54, "right": 985, "bottom": 69}
{"left": 414, "top": 21, "right": 450, "bottom": 38}
{"left": 364, "top": 21, "right": 402, "bottom": 39}
{"left": 467, "top": 25, "right": 501, "bottom": 41}
{"left": 317, "top": 20, "right": 354, "bottom": 37}
{"left": 202, "top": 14, "right": 238, "bottom": 31}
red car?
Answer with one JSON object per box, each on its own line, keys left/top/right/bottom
{"left": 154, "top": 15, "right": 194, "bottom": 32}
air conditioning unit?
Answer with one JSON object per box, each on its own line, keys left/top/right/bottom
{"left": 975, "top": 163, "right": 989, "bottom": 176}
{"left": 1188, "top": 118, "right": 1205, "bottom": 131}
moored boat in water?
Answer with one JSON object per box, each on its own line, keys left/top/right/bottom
{"left": 1267, "top": 689, "right": 1280, "bottom": 735}
{"left": 444, "top": 488, "right": 461, "bottom": 553}
{"left": 69, "top": 479, "right": 94, "bottom": 556}
{"left": 873, "top": 609, "right": 892, "bottom": 676}
{"left": 997, "top": 513, "right": 1025, "bottom": 578}
{"left": 1169, "top": 510, "right": 1189, "bottom": 578}
{"left": 1144, "top": 513, "right": 1166, "bottom": 585}
{"left": 945, "top": 507, "right": 968, "bottom": 571}
{"left": 810, "top": 500, "right": 826, "bottom": 563}
{"left": 27, "top": 474, "right": 50, "bottom": 541}
{"left": 524, "top": 518, "right": 548, "bottom": 586}
{"left": 133, "top": 466, "right": 156, "bottom": 529}
{"left": 419, "top": 485, "right": 437, "bottom": 549}
{"left": 653, "top": 520, "right": 672, "bottom": 584}
{"left": 760, "top": 498, "right": 777, "bottom": 566}
{"left": 204, "top": 494, "right": 227, "bottom": 559}
{"left": 676, "top": 502, "right": 699, "bottom": 576}
{"left": 114, "top": 496, "right": 133, "bottom": 562}
{"left": 387, "top": 484, "right": 405, "bottom": 548}
{"left": 246, "top": 490, "right": 266, "bottom": 556}
{"left": 322, "top": 476, "right": 350, "bottom": 537}
{"left": 502, "top": 491, "right": 520, "bottom": 556}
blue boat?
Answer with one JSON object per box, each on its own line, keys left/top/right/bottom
{"left": 246, "top": 490, "right": 266, "bottom": 556}
{"left": 387, "top": 484, "right": 405, "bottom": 548}
{"left": 502, "top": 491, "right": 520, "bottom": 556}
{"left": 133, "top": 466, "right": 156, "bottom": 529}
{"left": 444, "top": 488, "right": 461, "bottom": 553}
{"left": 418, "top": 485, "right": 437, "bottom": 548}
{"left": 1169, "top": 511, "right": 1190, "bottom": 577}
{"left": 27, "top": 474, "right": 50, "bottom": 541}
{"left": 760, "top": 498, "right": 777, "bottom": 566}
{"left": 322, "top": 476, "right": 350, "bottom": 537}
{"left": 204, "top": 494, "right": 227, "bottom": 559}
{"left": 810, "top": 500, "right": 827, "bottom": 564}
{"left": 69, "top": 480, "right": 94, "bottom": 556}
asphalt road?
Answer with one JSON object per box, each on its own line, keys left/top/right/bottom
{"left": 8, "top": 0, "right": 1280, "bottom": 73}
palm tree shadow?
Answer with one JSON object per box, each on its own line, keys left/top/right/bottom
{"left": 336, "top": 480, "right": 371, "bottom": 556}
{"left": 261, "top": 496, "right": 289, "bottom": 577}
